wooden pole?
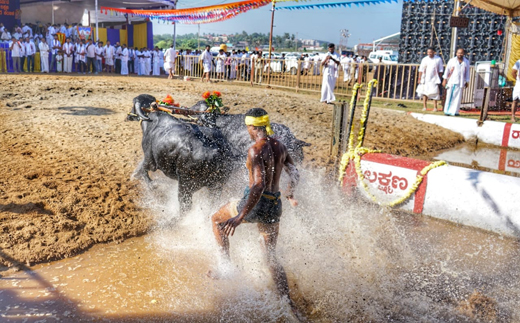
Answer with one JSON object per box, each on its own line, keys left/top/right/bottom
{"left": 267, "top": 1, "right": 275, "bottom": 86}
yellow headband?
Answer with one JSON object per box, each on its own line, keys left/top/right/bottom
{"left": 245, "top": 115, "right": 274, "bottom": 136}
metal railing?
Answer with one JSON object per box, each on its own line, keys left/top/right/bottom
{"left": 174, "top": 55, "right": 477, "bottom": 105}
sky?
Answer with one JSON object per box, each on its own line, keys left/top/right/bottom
{"left": 152, "top": 0, "right": 403, "bottom": 45}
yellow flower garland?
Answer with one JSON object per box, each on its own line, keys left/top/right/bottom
{"left": 337, "top": 80, "right": 447, "bottom": 208}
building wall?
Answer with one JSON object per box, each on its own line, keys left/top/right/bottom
{"left": 399, "top": 0, "right": 506, "bottom": 64}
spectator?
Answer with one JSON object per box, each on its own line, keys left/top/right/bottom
{"left": 442, "top": 48, "right": 470, "bottom": 116}
{"left": 9, "top": 36, "right": 23, "bottom": 72}
{"left": 341, "top": 54, "right": 352, "bottom": 84}
{"left": 417, "top": 47, "right": 444, "bottom": 111}
{"left": 320, "top": 43, "right": 340, "bottom": 104}
{"left": 50, "top": 34, "right": 61, "bottom": 72}
{"left": 24, "top": 37, "right": 36, "bottom": 73}
{"left": 63, "top": 37, "right": 74, "bottom": 73}
{"left": 56, "top": 49, "right": 64, "bottom": 72}
{"left": 85, "top": 38, "right": 96, "bottom": 74}
{"left": 39, "top": 38, "right": 50, "bottom": 73}
{"left": 115, "top": 42, "right": 122, "bottom": 73}
{"left": 104, "top": 40, "right": 114, "bottom": 73}
{"left": 200, "top": 45, "right": 213, "bottom": 82}
{"left": 78, "top": 39, "right": 87, "bottom": 74}
{"left": 121, "top": 44, "right": 129, "bottom": 76}
{"left": 95, "top": 41, "right": 104, "bottom": 73}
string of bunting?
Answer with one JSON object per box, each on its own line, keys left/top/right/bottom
{"left": 275, "top": 0, "right": 398, "bottom": 10}
{"left": 100, "top": 0, "right": 272, "bottom": 24}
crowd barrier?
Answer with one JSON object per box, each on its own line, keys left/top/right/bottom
{"left": 172, "top": 55, "right": 478, "bottom": 104}
{"left": 341, "top": 152, "right": 520, "bottom": 238}
{"left": 409, "top": 113, "right": 520, "bottom": 149}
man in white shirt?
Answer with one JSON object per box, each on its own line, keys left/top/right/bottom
{"left": 121, "top": 44, "right": 129, "bottom": 76}
{"left": 341, "top": 55, "right": 352, "bottom": 84}
{"left": 104, "top": 41, "right": 114, "bottom": 73}
{"left": 127, "top": 47, "right": 134, "bottom": 74}
{"left": 417, "top": 47, "right": 444, "bottom": 111}
{"left": 133, "top": 47, "right": 139, "bottom": 74}
{"left": 152, "top": 47, "right": 160, "bottom": 76}
{"left": 85, "top": 39, "right": 96, "bottom": 74}
{"left": 74, "top": 39, "right": 81, "bottom": 72}
{"left": 78, "top": 39, "right": 87, "bottom": 74}
{"left": 320, "top": 43, "right": 340, "bottom": 104}
{"left": 216, "top": 48, "right": 226, "bottom": 80}
{"left": 136, "top": 48, "right": 144, "bottom": 75}
{"left": 164, "top": 44, "right": 177, "bottom": 79}
{"left": 442, "top": 48, "right": 470, "bottom": 116}
{"left": 9, "top": 37, "right": 23, "bottom": 73}
{"left": 39, "top": 38, "right": 50, "bottom": 73}
{"left": 144, "top": 48, "right": 152, "bottom": 75}
{"left": 22, "top": 23, "right": 32, "bottom": 39}
{"left": 95, "top": 41, "right": 104, "bottom": 73}
{"left": 510, "top": 58, "right": 520, "bottom": 122}
{"left": 62, "top": 38, "right": 74, "bottom": 73}
{"left": 24, "top": 37, "right": 36, "bottom": 73}
{"left": 200, "top": 45, "right": 214, "bottom": 82}
{"left": 50, "top": 34, "right": 61, "bottom": 72}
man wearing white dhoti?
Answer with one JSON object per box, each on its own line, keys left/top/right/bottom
{"left": 50, "top": 35, "right": 61, "bottom": 73}
{"left": 183, "top": 49, "right": 192, "bottom": 77}
{"left": 163, "top": 45, "right": 177, "bottom": 79}
{"left": 510, "top": 59, "right": 520, "bottom": 122}
{"left": 138, "top": 48, "right": 146, "bottom": 76}
{"left": 121, "top": 45, "right": 129, "bottom": 76}
{"left": 442, "top": 48, "right": 470, "bottom": 116}
{"left": 200, "top": 45, "right": 214, "bottom": 82}
{"left": 144, "top": 49, "right": 152, "bottom": 75}
{"left": 63, "top": 38, "right": 74, "bottom": 73}
{"left": 320, "top": 43, "right": 340, "bottom": 104}
{"left": 133, "top": 47, "right": 139, "bottom": 74}
{"left": 341, "top": 55, "right": 352, "bottom": 83}
{"left": 216, "top": 49, "right": 226, "bottom": 80}
{"left": 417, "top": 47, "right": 444, "bottom": 111}
{"left": 152, "top": 48, "right": 161, "bottom": 76}
{"left": 104, "top": 41, "right": 114, "bottom": 73}
{"left": 39, "top": 38, "right": 50, "bottom": 73}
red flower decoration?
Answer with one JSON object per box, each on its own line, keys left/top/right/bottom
{"left": 202, "top": 91, "right": 211, "bottom": 99}
{"left": 213, "top": 91, "right": 221, "bottom": 97}
{"left": 162, "top": 94, "right": 174, "bottom": 105}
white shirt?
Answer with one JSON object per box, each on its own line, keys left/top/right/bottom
{"left": 323, "top": 52, "right": 340, "bottom": 77}
{"left": 116, "top": 46, "right": 122, "bottom": 59}
{"left": 24, "top": 41, "right": 36, "bottom": 56}
{"left": 341, "top": 56, "right": 352, "bottom": 69}
{"left": 9, "top": 40, "right": 23, "bottom": 57}
{"left": 443, "top": 56, "right": 470, "bottom": 86}
{"left": 86, "top": 43, "right": 96, "bottom": 58}
{"left": 104, "top": 45, "right": 114, "bottom": 58}
{"left": 78, "top": 44, "right": 86, "bottom": 61}
{"left": 63, "top": 42, "right": 74, "bottom": 56}
{"left": 121, "top": 48, "right": 129, "bottom": 61}
{"left": 419, "top": 55, "right": 444, "bottom": 85}
{"left": 95, "top": 46, "right": 104, "bottom": 60}
{"left": 22, "top": 25, "right": 32, "bottom": 38}
{"left": 39, "top": 42, "right": 49, "bottom": 55}
{"left": 51, "top": 39, "right": 61, "bottom": 55}
{"left": 164, "top": 47, "right": 177, "bottom": 63}
{"left": 201, "top": 50, "right": 212, "bottom": 64}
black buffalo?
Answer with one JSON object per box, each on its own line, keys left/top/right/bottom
{"left": 127, "top": 94, "right": 309, "bottom": 212}
{"left": 127, "top": 94, "right": 236, "bottom": 212}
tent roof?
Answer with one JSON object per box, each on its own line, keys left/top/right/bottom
{"left": 21, "top": 0, "right": 176, "bottom": 10}
{"left": 461, "top": 0, "right": 520, "bottom": 17}
{"left": 373, "top": 32, "right": 400, "bottom": 46}
{"left": 20, "top": 0, "right": 175, "bottom": 25}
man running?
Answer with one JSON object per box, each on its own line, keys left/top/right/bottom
{"left": 208, "top": 108, "right": 301, "bottom": 316}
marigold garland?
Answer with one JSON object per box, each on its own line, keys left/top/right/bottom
{"left": 338, "top": 79, "right": 447, "bottom": 208}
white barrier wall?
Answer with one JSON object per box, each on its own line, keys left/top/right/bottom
{"left": 436, "top": 147, "right": 520, "bottom": 174}
{"left": 342, "top": 153, "right": 520, "bottom": 238}
{"left": 409, "top": 113, "right": 520, "bottom": 149}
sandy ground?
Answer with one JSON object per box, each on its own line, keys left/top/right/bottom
{"left": 0, "top": 74, "right": 464, "bottom": 267}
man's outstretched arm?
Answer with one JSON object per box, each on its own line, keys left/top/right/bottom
{"left": 283, "top": 153, "right": 299, "bottom": 207}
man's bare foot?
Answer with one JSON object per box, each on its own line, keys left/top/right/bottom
{"left": 512, "top": 118, "right": 517, "bottom": 123}
{"left": 422, "top": 107, "right": 427, "bottom": 111}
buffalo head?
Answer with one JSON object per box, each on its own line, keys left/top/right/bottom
{"left": 126, "top": 94, "right": 157, "bottom": 122}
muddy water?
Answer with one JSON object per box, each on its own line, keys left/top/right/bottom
{"left": 1, "top": 169, "right": 519, "bottom": 322}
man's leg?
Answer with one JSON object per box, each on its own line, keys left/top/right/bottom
{"left": 258, "top": 222, "right": 301, "bottom": 317}
{"left": 433, "top": 100, "right": 438, "bottom": 111}
{"left": 512, "top": 100, "right": 518, "bottom": 122}
{"left": 422, "top": 95, "right": 427, "bottom": 111}
{"left": 210, "top": 202, "right": 235, "bottom": 260}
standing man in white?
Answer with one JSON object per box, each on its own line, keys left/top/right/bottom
{"left": 320, "top": 43, "right": 340, "bottom": 104}
{"left": 200, "top": 45, "right": 214, "bottom": 82}
{"left": 417, "top": 47, "right": 444, "bottom": 111}
{"left": 9, "top": 37, "right": 23, "bottom": 73}
{"left": 340, "top": 54, "right": 352, "bottom": 84}
{"left": 104, "top": 41, "right": 114, "bottom": 73}
{"left": 442, "top": 48, "right": 470, "bottom": 116}
{"left": 121, "top": 44, "right": 129, "bottom": 76}
{"left": 510, "top": 58, "right": 520, "bottom": 122}
{"left": 63, "top": 38, "right": 74, "bottom": 73}
{"left": 39, "top": 38, "right": 50, "bottom": 73}
{"left": 164, "top": 44, "right": 177, "bottom": 79}
{"left": 95, "top": 41, "right": 104, "bottom": 73}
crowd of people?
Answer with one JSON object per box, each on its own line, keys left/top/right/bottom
{"left": 1, "top": 22, "right": 177, "bottom": 76}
